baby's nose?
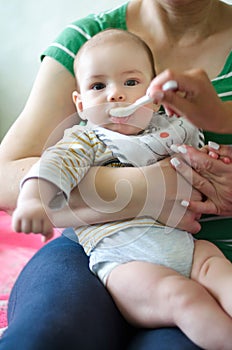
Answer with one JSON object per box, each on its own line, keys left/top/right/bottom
{"left": 108, "top": 90, "right": 125, "bottom": 102}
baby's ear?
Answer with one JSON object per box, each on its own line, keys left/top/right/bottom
{"left": 72, "top": 91, "right": 85, "bottom": 118}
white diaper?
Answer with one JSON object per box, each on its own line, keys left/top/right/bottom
{"left": 89, "top": 225, "right": 194, "bottom": 285}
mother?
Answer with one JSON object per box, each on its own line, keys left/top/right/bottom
{"left": 0, "top": 1, "right": 232, "bottom": 349}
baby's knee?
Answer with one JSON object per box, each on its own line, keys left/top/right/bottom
{"left": 161, "top": 275, "right": 201, "bottom": 317}
{"left": 191, "top": 239, "right": 228, "bottom": 281}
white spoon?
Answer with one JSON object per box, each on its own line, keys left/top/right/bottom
{"left": 109, "top": 80, "right": 178, "bottom": 117}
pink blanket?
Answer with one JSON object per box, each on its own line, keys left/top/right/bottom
{"left": 0, "top": 211, "right": 58, "bottom": 332}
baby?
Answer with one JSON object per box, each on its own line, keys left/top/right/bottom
{"left": 12, "top": 29, "right": 232, "bottom": 349}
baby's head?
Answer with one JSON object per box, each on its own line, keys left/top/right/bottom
{"left": 73, "top": 29, "right": 156, "bottom": 135}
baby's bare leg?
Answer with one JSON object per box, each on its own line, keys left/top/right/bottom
{"left": 191, "top": 239, "right": 232, "bottom": 316}
{"left": 106, "top": 261, "right": 232, "bottom": 349}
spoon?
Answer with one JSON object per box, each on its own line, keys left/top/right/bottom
{"left": 109, "top": 80, "right": 178, "bottom": 117}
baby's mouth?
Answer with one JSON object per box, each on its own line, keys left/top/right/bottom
{"left": 109, "top": 116, "right": 131, "bottom": 124}
{"left": 108, "top": 103, "right": 132, "bottom": 123}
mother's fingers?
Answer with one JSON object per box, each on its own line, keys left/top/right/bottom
{"left": 210, "top": 144, "right": 232, "bottom": 162}
{"left": 170, "top": 156, "right": 218, "bottom": 215}
{"left": 172, "top": 145, "right": 230, "bottom": 175}
{"left": 147, "top": 68, "right": 225, "bottom": 132}
{"left": 171, "top": 145, "right": 232, "bottom": 216}
{"left": 170, "top": 156, "right": 215, "bottom": 198}
{"left": 183, "top": 199, "right": 217, "bottom": 215}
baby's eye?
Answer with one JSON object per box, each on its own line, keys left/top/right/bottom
{"left": 125, "top": 79, "right": 139, "bottom": 87}
{"left": 91, "top": 83, "right": 106, "bottom": 90}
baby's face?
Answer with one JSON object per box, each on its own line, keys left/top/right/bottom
{"left": 75, "top": 40, "right": 154, "bottom": 135}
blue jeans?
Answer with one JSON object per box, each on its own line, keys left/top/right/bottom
{"left": 0, "top": 229, "right": 201, "bottom": 350}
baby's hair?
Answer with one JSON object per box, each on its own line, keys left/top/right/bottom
{"left": 73, "top": 29, "right": 156, "bottom": 89}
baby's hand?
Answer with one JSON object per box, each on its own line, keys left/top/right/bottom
{"left": 12, "top": 198, "right": 54, "bottom": 242}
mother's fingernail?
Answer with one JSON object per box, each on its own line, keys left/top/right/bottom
{"left": 170, "top": 144, "right": 179, "bottom": 153}
{"left": 181, "top": 200, "right": 189, "bottom": 207}
{"left": 177, "top": 146, "right": 187, "bottom": 154}
{"left": 170, "top": 157, "right": 181, "bottom": 167}
{"left": 208, "top": 141, "right": 220, "bottom": 150}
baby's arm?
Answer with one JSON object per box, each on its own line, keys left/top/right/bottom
{"left": 12, "top": 178, "right": 58, "bottom": 241}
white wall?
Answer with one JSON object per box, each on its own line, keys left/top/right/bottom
{"left": 0, "top": 0, "right": 232, "bottom": 140}
{"left": 0, "top": 0, "right": 125, "bottom": 140}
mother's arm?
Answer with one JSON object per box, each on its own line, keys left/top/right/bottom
{"left": 0, "top": 57, "right": 77, "bottom": 211}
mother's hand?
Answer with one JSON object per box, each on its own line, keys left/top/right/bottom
{"left": 147, "top": 157, "right": 202, "bottom": 234}
{"left": 147, "top": 69, "right": 232, "bottom": 134}
{"left": 171, "top": 144, "right": 232, "bottom": 216}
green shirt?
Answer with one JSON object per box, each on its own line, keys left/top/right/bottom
{"left": 196, "top": 50, "right": 232, "bottom": 259}
{"left": 42, "top": 3, "right": 232, "bottom": 260}
{"left": 42, "top": 3, "right": 128, "bottom": 75}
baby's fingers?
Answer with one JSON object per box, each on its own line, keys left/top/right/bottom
{"left": 41, "top": 221, "right": 54, "bottom": 242}
{"left": 20, "top": 218, "right": 35, "bottom": 233}
{"left": 11, "top": 211, "right": 31, "bottom": 233}
{"left": 11, "top": 216, "right": 23, "bottom": 233}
